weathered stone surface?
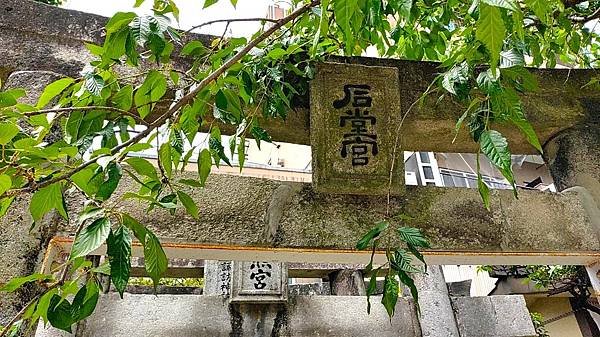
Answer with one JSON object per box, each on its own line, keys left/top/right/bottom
{"left": 0, "top": 0, "right": 211, "bottom": 78}
{"left": 230, "top": 261, "right": 288, "bottom": 303}
{"left": 413, "top": 266, "right": 460, "bottom": 337}
{"left": 0, "top": 72, "right": 66, "bottom": 326}
{"left": 310, "top": 63, "right": 404, "bottom": 195}
{"left": 329, "top": 269, "right": 366, "bottom": 296}
{"left": 451, "top": 295, "right": 536, "bottom": 337}
{"left": 49, "top": 171, "right": 600, "bottom": 265}
{"left": 2, "top": 1, "right": 598, "bottom": 155}
{"left": 35, "top": 294, "right": 422, "bottom": 337}
{"left": 203, "top": 260, "right": 232, "bottom": 296}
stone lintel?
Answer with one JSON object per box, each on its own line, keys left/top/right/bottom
{"left": 43, "top": 172, "right": 600, "bottom": 266}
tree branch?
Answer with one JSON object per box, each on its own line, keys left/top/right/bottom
{"left": 570, "top": 7, "right": 600, "bottom": 22}
{"left": 1, "top": 0, "right": 320, "bottom": 200}
{"left": 25, "top": 106, "right": 149, "bottom": 126}
{"left": 185, "top": 17, "right": 278, "bottom": 34}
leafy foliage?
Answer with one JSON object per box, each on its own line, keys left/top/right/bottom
{"left": 356, "top": 217, "right": 429, "bottom": 318}
{"left": 1, "top": 0, "right": 599, "bottom": 333}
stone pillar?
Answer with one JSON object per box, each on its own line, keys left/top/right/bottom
{"left": 0, "top": 71, "right": 66, "bottom": 327}
{"left": 203, "top": 260, "right": 232, "bottom": 296}
{"left": 543, "top": 125, "right": 600, "bottom": 300}
{"left": 413, "top": 266, "right": 460, "bottom": 337}
{"left": 329, "top": 269, "right": 366, "bottom": 296}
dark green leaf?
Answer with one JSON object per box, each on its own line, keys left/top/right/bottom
{"left": 479, "top": 130, "right": 515, "bottom": 187}
{"left": 397, "top": 227, "right": 430, "bottom": 248}
{"left": 107, "top": 226, "right": 132, "bottom": 298}
{"left": 356, "top": 220, "right": 389, "bottom": 250}
{"left": 144, "top": 230, "right": 168, "bottom": 291}
{"left": 381, "top": 274, "right": 399, "bottom": 319}
{"left": 96, "top": 162, "right": 123, "bottom": 201}
{"left": 159, "top": 142, "right": 173, "bottom": 178}
{"left": 397, "top": 270, "right": 420, "bottom": 314}
{"left": 47, "top": 294, "right": 74, "bottom": 333}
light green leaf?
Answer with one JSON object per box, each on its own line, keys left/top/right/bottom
{"left": 177, "top": 190, "right": 199, "bottom": 220}
{"left": 159, "top": 142, "right": 173, "bottom": 179}
{"left": 198, "top": 149, "right": 212, "bottom": 187}
{"left": 476, "top": 4, "right": 505, "bottom": 72}
{"left": 125, "top": 157, "right": 158, "bottom": 180}
{"left": 70, "top": 217, "right": 111, "bottom": 260}
{"left": 107, "top": 226, "right": 132, "bottom": 298}
{"left": 0, "top": 273, "right": 53, "bottom": 292}
{"left": 134, "top": 70, "right": 167, "bottom": 119}
{"left": 478, "top": 173, "right": 491, "bottom": 210}
{"left": 0, "top": 123, "right": 19, "bottom": 145}
{"left": 106, "top": 12, "right": 137, "bottom": 35}
{"left": 0, "top": 175, "right": 11, "bottom": 196}
{"left": 524, "top": 0, "right": 549, "bottom": 25}
{"left": 112, "top": 85, "right": 134, "bottom": 111}
{"left": 481, "top": 0, "right": 519, "bottom": 11}
{"left": 203, "top": 0, "right": 218, "bottom": 8}
{"left": 267, "top": 48, "right": 287, "bottom": 59}
{"left": 144, "top": 230, "right": 168, "bottom": 291}
{"left": 36, "top": 78, "right": 74, "bottom": 108}
{"left": 29, "top": 183, "right": 68, "bottom": 221}
{"left": 0, "top": 197, "right": 15, "bottom": 218}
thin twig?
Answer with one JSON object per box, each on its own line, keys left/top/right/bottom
{"left": 185, "top": 18, "right": 278, "bottom": 34}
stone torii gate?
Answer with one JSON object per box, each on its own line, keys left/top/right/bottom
{"left": 1, "top": 1, "right": 600, "bottom": 336}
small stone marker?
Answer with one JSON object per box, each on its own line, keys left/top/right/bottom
{"left": 230, "top": 261, "right": 288, "bottom": 303}
{"left": 310, "top": 62, "right": 404, "bottom": 195}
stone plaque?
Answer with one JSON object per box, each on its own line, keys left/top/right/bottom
{"left": 310, "top": 62, "right": 404, "bottom": 195}
{"left": 230, "top": 261, "right": 288, "bottom": 303}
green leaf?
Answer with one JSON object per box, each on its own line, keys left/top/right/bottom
{"left": 391, "top": 249, "right": 422, "bottom": 273}
{"left": 84, "top": 75, "right": 105, "bottom": 97}
{"left": 478, "top": 173, "right": 491, "bottom": 211}
{"left": 198, "top": 149, "right": 212, "bottom": 187}
{"left": 106, "top": 12, "right": 137, "bottom": 35}
{"left": 30, "top": 183, "right": 68, "bottom": 221}
{"left": 356, "top": 220, "right": 389, "bottom": 250}
{"left": 481, "top": 0, "right": 519, "bottom": 11}
{"left": 476, "top": 4, "right": 505, "bottom": 72}
{"left": 144, "top": 230, "right": 168, "bottom": 291}
{"left": 96, "top": 162, "right": 123, "bottom": 201}
{"left": 334, "top": 0, "right": 358, "bottom": 36}
{"left": 125, "top": 157, "right": 159, "bottom": 180}
{"left": 0, "top": 123, "right": 19, "bottom": 145}
{"left": 134, "top": 70, "right": 167, "bottom": 119}
{"left": 71, "top": 279, "right": 100, "bottom": 321}
{"left": 0, "top": 197, "right": 15, "bottom": 218}
{"left": 36, "top": 78, "right": 74, "bottom": 108}
{"left": 479, "top": 130, "right": 515, "bottom": 187}
{"left": 112, "top": 85, "right": 134, "bottom": 111}
{"left": 366, "top": 267, "right": 380, "bottom": 314}
{"left": 70, "top": 217, "right": 111, "bottom": 260}
{"left": 107, "top": 226, "right": 132, "bottom": 298}
{"left": 267, "top": 48, "right": 287, "bottom": 59}
{"left": 122, "top": 213, "right": 147, "bottom": 244}
{"left": 159, "top": 142, "right": 173, "bottom": 179}
{"left": 203, "top": 0, "right": 218, "bottom": 8}
{"left": 177, "top": 191, "right": 199, "bottom": 220}
{"left": 237, "top": 136, "right": 246, "bottom": 171}
{"left": 397, "top": 227, "right": 430, "bottom": 248}
{"left": 381, "top": 274, "right": 399, "bottom": 319}
{"left": 47, "top": 294, "right": 74, "bottom": 333}
{"left": 0, "top": 273, "right": 53, "bottom": 292}
{"left": 524, "top": 0, "right": 549, "bottom": 25}
{"left": 0, "top": 175, "right": 11, "bottom": 196}
{"left": 397, "top": 269, "right": 420, "bottom": 314}
{"left": 509, "top": 110, "right": 542, "bottom": 153}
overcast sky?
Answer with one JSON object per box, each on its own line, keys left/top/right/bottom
{"left": 62, "top": 0, "right": 281, "bottom": 37}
